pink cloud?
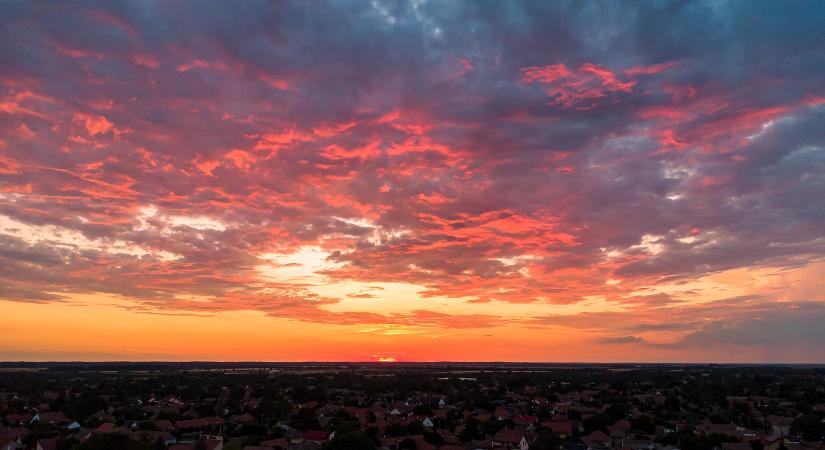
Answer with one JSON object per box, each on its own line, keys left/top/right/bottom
{"left": 74, "top": 113, "right": 114, "bottom": 136}
{"left": 521, "top": 63, "right": 636, "bottom": 109}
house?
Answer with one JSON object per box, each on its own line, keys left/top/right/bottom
{"left": 36, "top": 437, "right": 59, "bottom": 450}
{"left": 126, "top": 430, "right": 170, "bottom": 446}
{"left": 43, "top": 391, "right": 61, "bottom": 402}
{"left": 491, "top": 429, "right": 530, "bottom": 450}
{"left": 0, "top": 428, "right": 28, "bottom": 450}
{"left": 1, "top": 438, "right": 22, "bottom": 450}
{"left": 260, "top": 438, "right": 289, "bottom": 448}
{"left": 4, "top": 414, "right": 31, "bottom": 426}
{"left": 581, "top": 430, "right": 611, "bottom": 450}
{"left": 280, "top": 426, "right": 303, "bottom": 442}
{"left": 229, "top": 413, "right": 256, "bottom": 424}
{"left": 609, "top": 419, "right": 632, "bottom": 434}
{"left": 438, "top": 430, "right": 461, "bottom": 446}
{"left": 609, "top": 428, "right": 626, "bottom": 444}
{"left": 94, "top": 422, "right": 116, "bottom": 434}
{"left": 624, "top": 439, "right": 655, "bottom": 450}
{"left": 412, "top": 436, "right": 436, "bottom": 450}
{"left": 343, "top": 406, "right": 368, "bottom": 421}
{"left": 172, "top": 436, "right": 223, "bottom": 450}
{"left": 30, "top": 411, "right": 69, "bottom": 425}
{"left": 302, "top": 430, "right": 329, "bottom": 444}
{"left": 722, "top": 443, "right": 752, "bottom": 450}
{"left": 155, "top": 420, "right": 175, "bottom": 432}
{"left": 767, "top": 415, "right": 794, "bottom": 436}
{"left": 169, "top": 445, "right": 194, "bottom": 450}
{"left": 562, "top": 442, "right": 587, "bottom": 450}
{"left": 199, "top": 435, "right": 224, "bottom": 450}
{"left": 175, "top": 417, "right": 225, "bottom": 432}
{"left": 542, "top": 418, "right": 581, "bottom": 437}
{"left": 514, "top": 415, "right": 538, "bottom": 429}
{"left": 695, "top": 423, "right": 758, "bottom": 440}
{"left": 380, "top": 436, "right": 402, "bottom": 449}
{"left": 90, "top": 410, "right": 115, "bottom": 423}
{"left": 494, "top": 406, "right": 512, "bottom": 420}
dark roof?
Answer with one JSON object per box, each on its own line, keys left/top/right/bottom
{"left": 492, "top": 429, "right": 525, "bottom": 444}
{"left": 38, "top": 437, "right": 60, "bottom": 450}
{"left": 175, "top": 417, "right": 224, "bottom": 429}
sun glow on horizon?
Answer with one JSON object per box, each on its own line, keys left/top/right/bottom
{"left": 375, "top": 357, "right": 398, "bottom": 363}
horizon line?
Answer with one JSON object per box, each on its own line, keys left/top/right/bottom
{"left": 2, "top": 360, "right": 824, "bottom": 366}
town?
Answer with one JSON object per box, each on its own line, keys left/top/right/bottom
{"left": 1, "top": 363, "right": 823, "bottom": 450}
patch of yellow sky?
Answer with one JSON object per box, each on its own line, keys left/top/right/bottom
{"left": 2, "top": 294, "right": 591, "bottom": 361}
{"left": 636, "top": 260, "right": 825, "bottom": 305}
{"left": 3, "top": 240, "right": 823, "bottom": 361}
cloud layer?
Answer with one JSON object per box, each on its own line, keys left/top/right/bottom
{"left": 2, "top": 0, "right": 825, "bottom": 361}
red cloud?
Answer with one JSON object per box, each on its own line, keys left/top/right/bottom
{"left": 521, "top": 63, "right": 636, "bottom": 109}
{"left": 74, "top": 113, "right": 114, "bottom": 136}
{"left": 624, "top": 61, "right": 681, "bottom": 76}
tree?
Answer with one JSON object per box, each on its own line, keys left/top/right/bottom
{"left": 72, "top": 433, "right": 157, "bottom": 450}
{"left": 59, "top": 437, "right": 79, "bottom": 450}
{"left": 460, "top": 417, "right": 480, "bottom": 441}
{"left": 422, "top": 429, "right": 443, "bottom": 446}
{"left": 290, "top": 407, "right": 321, "bottom": 431}
{"left": 480, "top": 418, "right": 506, "bottom": 436}
{"left": 384, "top": 423, "right": 407, "bottom": 438}
{"left": 62, "top": 396, "right": 109, "bottom": 419}
{"left": 322, "top": 431, "right": 377, "bottom": 450}
{"left": 413, "top": 405, "right": 432, "bottom": 416}
{"left": 532, "top": 428, "right": 563, "bottom": 450}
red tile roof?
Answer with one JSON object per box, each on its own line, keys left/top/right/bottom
{"left": 94, "top": 422, "right": 115, "bottom": 433}
{"left": 174, "top": 417, "right": 224, "bottom": 429}
{"left": 303, "top": 430, "right": 329, "bottom": 442}
{"left": 37, "top": 437, "right": 59, "bottom": 450}
{"left": 492, "top": 429, "right": 525, "bottom": 444}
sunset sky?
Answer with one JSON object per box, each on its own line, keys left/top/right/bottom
{"left": 2, "top": 1, "right": 825, "bottom": 363}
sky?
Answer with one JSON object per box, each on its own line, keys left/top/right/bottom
{"left": 1, "top": 1, "right": 825, "bottom": 363}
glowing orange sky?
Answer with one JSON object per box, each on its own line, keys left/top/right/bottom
{"left": 1, "top": 1, "right": 825, "bottom": 362}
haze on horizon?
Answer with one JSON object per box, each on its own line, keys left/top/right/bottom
{"left": 1, "top": 1, "right": 825, "bottom": 363}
